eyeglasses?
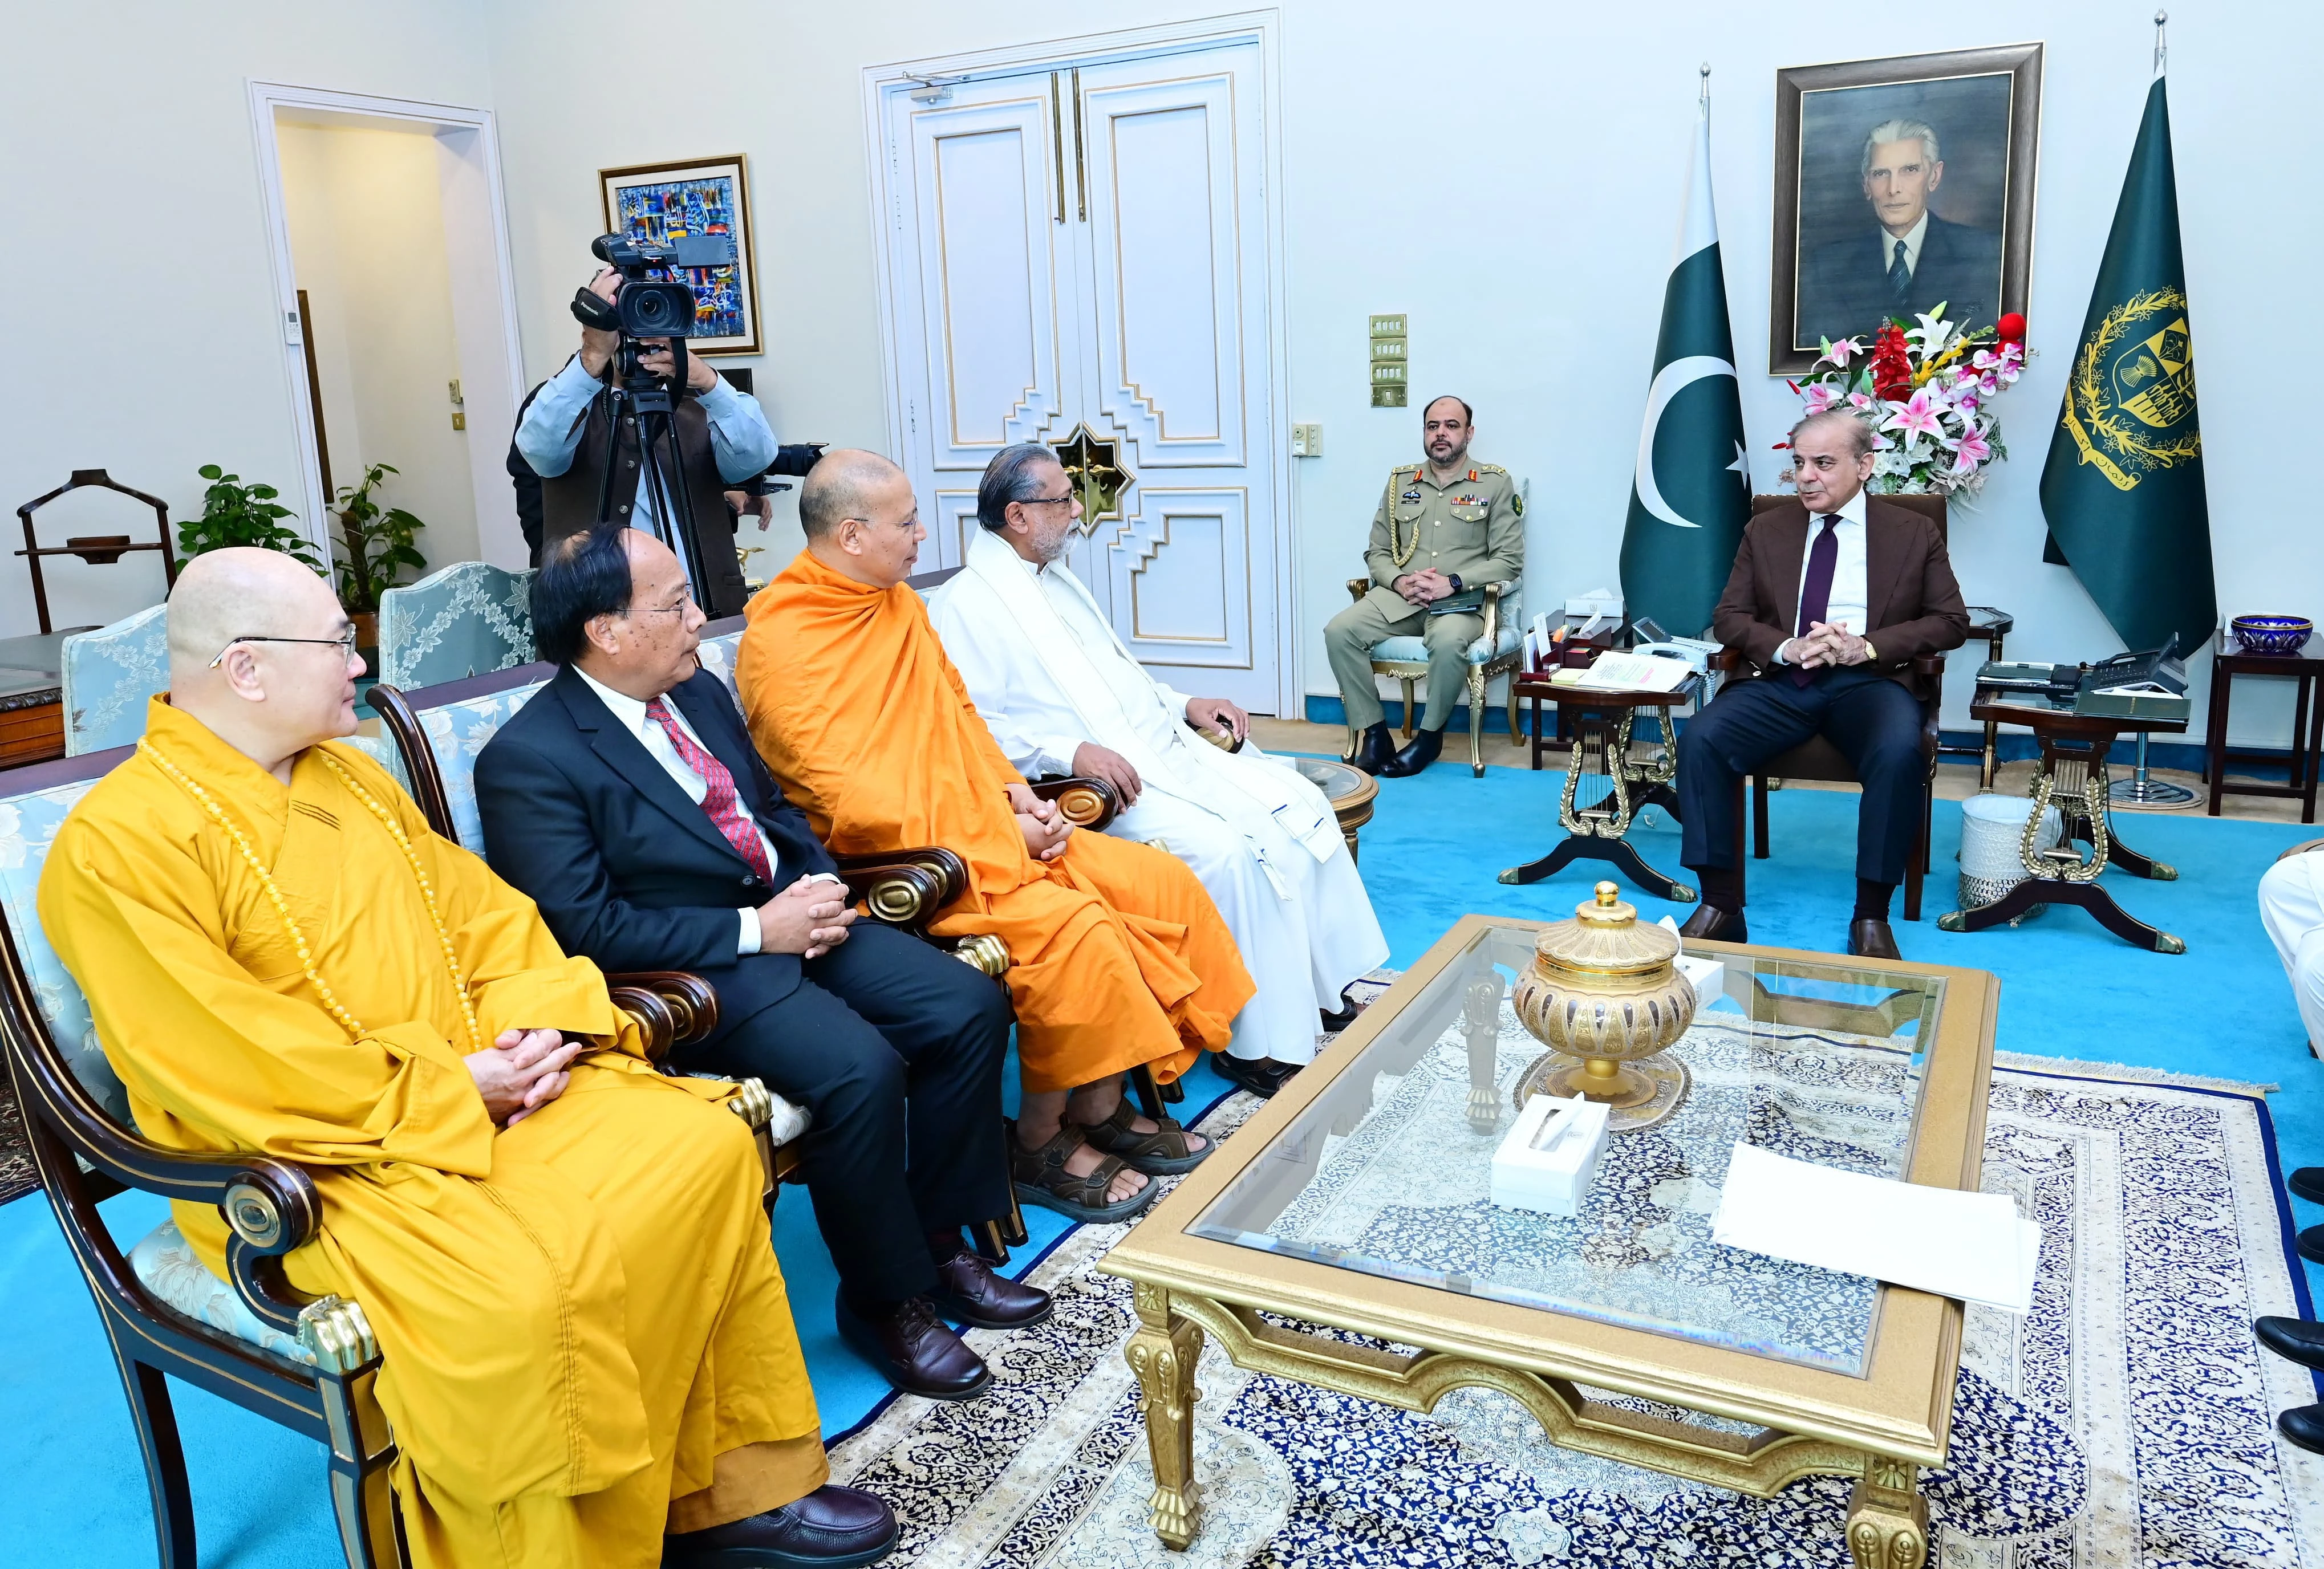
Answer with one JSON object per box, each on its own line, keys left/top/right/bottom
{"left": 1016, "top": 491, "right": 1077, "bottom": 509}
{"left": 626, "top": 588, "right": 698, "bottom": 617}
{"left": 208, "top": 627, "right": 360, "bottom": 668}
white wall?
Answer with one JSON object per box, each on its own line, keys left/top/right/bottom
{"left": 11, "top": 1, "right": 2314, "bottom": 747}
{"left": 0, "top": 0, "right": 492, "bottom": 639}
{"left": 478, "top": 0, "right": 2319, "bottom": 746}
{"left": 278, "top": 119, "right": 481, "bottom": 576}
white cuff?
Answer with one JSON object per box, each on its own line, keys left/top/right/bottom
{"left": 737, "top": 908, "right": 761, "bottom": 956}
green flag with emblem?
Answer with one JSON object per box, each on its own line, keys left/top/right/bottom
{"left": 1619, "top": 97, "right": 1751, "bottom": 636}
{"left": 2039, "top": 76, "right": 2214, "bottom": 655}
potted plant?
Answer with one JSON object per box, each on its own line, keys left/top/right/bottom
{"left": 331, "top": 462, "right": 429, "bottom": 652}
{"left": 179, "top": 465, "right": 322, "bottom": 568}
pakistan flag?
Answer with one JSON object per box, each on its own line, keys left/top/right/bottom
{"left": 2040, "top": 76, "right": 2215, "bottom": 655}
{"left": 1619, "top": 99, "right": 1750, "bottom": 637}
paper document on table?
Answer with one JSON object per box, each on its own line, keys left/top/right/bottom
{"left": 1547, "top": 652, "right": 1692, "bottom": 693}
{"left": 1711, "top": 1144, "right": 2040, "bottom": 1314}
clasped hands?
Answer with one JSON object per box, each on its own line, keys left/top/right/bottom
{"left": 1007, "top": 781, "right": 1073, "bottom": 860}
{"left": 467, "top": 1028, "right": 585, "bottom": 1128}
{"left": 1780, "top": 621, "right": 1876, "bottom": 669}
{"left": 1391, "top": 568, "right": 1458, "bottom": 606}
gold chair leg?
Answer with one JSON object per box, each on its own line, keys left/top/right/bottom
{"left": 1467, "top": 666, "right": 1487, "bottom": 777}
{"left": 1399, "top": 677, "right": 1418, "bottom": 739}
{"left": 1126, "top": 1282, "right": 1203, "bottom": 1549}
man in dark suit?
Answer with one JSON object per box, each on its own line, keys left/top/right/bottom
{"left": 1800, "top": 118, "right": 2003, "bottom": 343}
{"left": 475, "top": 522, "right": 1047, "bottom": 1402}
{"left": 1674, "top": 410, "right": 1969, "bottom": 958}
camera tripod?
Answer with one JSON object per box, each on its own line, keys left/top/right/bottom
{"left": 590, "top": 336, "right": 711, "bottom": 594}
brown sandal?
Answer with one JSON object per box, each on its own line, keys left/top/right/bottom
{"left": 1007, "top": 1119, "right": 1157, "bottom": 1222}
{"left": 1081, "top": 1100, "right": 1210, "bottom": 1175}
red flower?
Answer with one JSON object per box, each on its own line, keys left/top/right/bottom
{"left": 1869, "top": 324, "right": 1913, "bottom": 401}
{"left": 1996, "top": 312, "right": 2026, "bottom": 344}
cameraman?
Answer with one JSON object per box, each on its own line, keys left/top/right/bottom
{"left": 515, "top": 267, "right": 774, "bottom": 616}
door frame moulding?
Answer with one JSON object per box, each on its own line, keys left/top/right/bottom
{"left": 245, "top": 80, "right": 529, "bottom": 566}
{"left": 859, "top": 10, "right": 1297, "bottom": 716}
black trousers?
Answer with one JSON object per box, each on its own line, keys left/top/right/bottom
{"left": 672, "top": 921, "right": 1015, "bottom": 1303}
{"left": 1676, "top": 667, "right": 1925, "bottom": 885}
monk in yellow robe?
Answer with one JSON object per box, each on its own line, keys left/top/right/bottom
{"left": 38, "top": 549, "right": 896, "bottom": 1569}
{"left": 738, "top": 452, "right": 1256, "bottom": 1220}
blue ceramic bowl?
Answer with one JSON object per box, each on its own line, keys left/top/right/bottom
{"left": 2232, "top": 614, "right": 2314, "bottom": 655}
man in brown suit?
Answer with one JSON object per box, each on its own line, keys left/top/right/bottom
{"left": 1674, "top": 410, "right": 1968, "bottom": 958}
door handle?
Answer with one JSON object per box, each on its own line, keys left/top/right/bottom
{"left": 1049, "top": 73, "right": 1066, "bottom": 225}
{"left": 1070, "top": 67, "right": 1088, "bottom": 222}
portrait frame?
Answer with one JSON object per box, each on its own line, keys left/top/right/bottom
{"left": 598, "top": 154, "right": 760, "bottom": 356}
{"left": 1769, "top": 43, "right": 2042, "bottom": 375}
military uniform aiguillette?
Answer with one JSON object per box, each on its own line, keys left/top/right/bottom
{"left": 1324, "top": 460, "right": 1525, "bottom": 732}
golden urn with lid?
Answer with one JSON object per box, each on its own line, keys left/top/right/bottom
{"left": 1510, "top": 881, "right": 1696, "bottom": 1120}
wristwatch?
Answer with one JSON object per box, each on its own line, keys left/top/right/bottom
{"left": 1447, "top": 574, "right": 1465, "bottom": 595}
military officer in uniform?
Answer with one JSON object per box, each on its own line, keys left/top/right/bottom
{"left": 1324, "top": 395, "right": 1524, "bottom": 777}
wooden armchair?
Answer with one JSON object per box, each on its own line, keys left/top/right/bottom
{"left": 1342, "top": 576, "right": 1527, "bottom": 777}
{"left": 1707, "top": 494, "right": 1951, "bottom": 921}
{"left": 0, "top": 745, "right": 725, "bottom": 1569}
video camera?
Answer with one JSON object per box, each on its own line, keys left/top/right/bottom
{"left": 570, "top": 231, "right": 737, "bottom": 339}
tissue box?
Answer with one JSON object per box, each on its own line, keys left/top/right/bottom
{"left": 1490, "top": 1093, "right": 1612, "bottom": 1216}
{"left": 1674, "top": 952, "right": 1725, "bottom": 1005}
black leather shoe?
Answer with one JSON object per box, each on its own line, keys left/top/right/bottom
{"left": 666, "top": 1483, "right": 898, "bottom": 1567}
{"left": 834, "top": 1293, "right": 991, "bottom": 1400}
{"left": 2301, "top": 1226, "right": 2324, "bottom": 1267}
{"left": 1378, "top": 727, "right": 1443, "bottom": 778}
{"left": 2283, "top": 1404, "right": 2324, "bottom": 1456}
{"left": 931, "top": 1249, "right": 1053, "bottom": 1330}
{"left": 1320, "top": 994, "right": 1364, "bottom": 1034}
{"left": 1350, "top": 722, "right": 1396, "bottom": 775}
{"left": 1848, "top": 917, "right": 1901, "bottom": 960}
{"left": 1215, "top": 1053, "right": 1301, "bottom": 1098}
{"left": 1679, "top": 904, "right": 1748, "bottom": 944}
{"left": 2256, "top": 1315, "right": 2324, "bottom": 1369}
{"left": 2291, "top": 1167, "right": 2324, "bottom": 1205}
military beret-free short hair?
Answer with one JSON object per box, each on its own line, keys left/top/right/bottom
{"left": 532, "top": 523, "right": 635, "bottom": 664}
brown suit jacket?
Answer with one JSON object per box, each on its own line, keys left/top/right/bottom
{"left": 1711, "top": 497, "right": 1969, "bottom": 702}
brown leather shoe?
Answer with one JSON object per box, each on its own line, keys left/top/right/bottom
{"left": 1679, "top": 904, "right": 1748, "bottom": 944}
{"left": 665, "top": 1482, "right": 898, "bottom": 1566}
{"left": 932, "top": 1249, "right": 1053, "bottom": 1330}
{"left": 1848, "top": 917, "right": 1901, "bottom": 960}
{"left": 834, "top": 1292, "right": 991, "bottom": 1400}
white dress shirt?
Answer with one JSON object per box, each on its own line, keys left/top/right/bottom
{"left": 1881, "top": 211, "right": 1930, "bottom": 281}
{"left": 574, "top": 666, "right": 834, "bottom": 955}
{"left": 1774, "top": 487, "right": 1870, "bottom": 663}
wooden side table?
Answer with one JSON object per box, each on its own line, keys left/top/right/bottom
{"left": 1942, "top": 697, "right": 2187, "bottom": 952}
{"left": 2206, "top": 639, "right": 2324, "bottom": 823}
{"left": 1499, "top": 673, "right": 1700, "bottom": 903}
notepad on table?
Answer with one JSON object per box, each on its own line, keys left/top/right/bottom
{"left": 1711, "top": 1143, "right": 2041, "bottom": 1315}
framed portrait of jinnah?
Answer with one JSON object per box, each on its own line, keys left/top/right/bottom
{"left": 598, "top": 155, "right": 760, "bottom": 355}
{"left": 1769, "top": 43, "right": 2043, "bottom": 374}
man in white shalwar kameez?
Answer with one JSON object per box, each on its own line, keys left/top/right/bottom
{"left": 930, "top": 445, "right": 1388, "bottom": 1096}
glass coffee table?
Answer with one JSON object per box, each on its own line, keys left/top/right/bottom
{"left": 1098, "top": 914, "right": 1997, "bottom": 1567}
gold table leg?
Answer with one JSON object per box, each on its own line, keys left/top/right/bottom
{"left": 1846, "top": 1456, "right": 1928, "bottom": 1568}
{"left": 1126, "top": 1282, "right": 1204, "bottom": 1548}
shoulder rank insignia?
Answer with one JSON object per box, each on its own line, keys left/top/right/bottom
{"left": 1475, "top": 462, "right": 1507, "bottom": 475}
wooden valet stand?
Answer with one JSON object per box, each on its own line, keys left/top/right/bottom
{"left": 1499, "top": 671, "right": 1701, "bottom": 904}
{"left": 1940, "top": 697, "right": 2187, "bottom": 953}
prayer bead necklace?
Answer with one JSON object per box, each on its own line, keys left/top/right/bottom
{"left": 137, "top": 739, "right": 482, "bottom": 1053}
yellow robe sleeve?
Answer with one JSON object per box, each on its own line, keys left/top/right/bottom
{"left": 39, "top": 805, "right": 501, "bottom": 1177}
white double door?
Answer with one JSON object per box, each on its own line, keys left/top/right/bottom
{"left": 879, "top": 41, "right": 1285, "bottom": 711}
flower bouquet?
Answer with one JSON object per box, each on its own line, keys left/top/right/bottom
{"left": 1787, "top": 308, "right": 2028, "bottom": 498}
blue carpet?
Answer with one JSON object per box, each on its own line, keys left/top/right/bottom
{"left": 2, "top": 769, "right": 2319, "bottom": 1566}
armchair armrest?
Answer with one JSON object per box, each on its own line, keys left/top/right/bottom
{"left": 834, "top": 846, "right": 970, "bottom": 933}
{"left": 606, "top": 970, "right": 719, "bottom": 1061}
{"left": 1187, "top": 719, "right": 1243, "bottom": 754}
{"left": 1346, "top": 577, "right": 1369, "bottom": 604}
{"left": 1029, "top": 774, "right": 1120, "bottom": 831}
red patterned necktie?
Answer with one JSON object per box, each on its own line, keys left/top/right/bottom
{"left": 1790, "top": 514, "right": 1841, "bottom": 689}
{"left": 644, "top": 697, "right": 774, "bottom": 884}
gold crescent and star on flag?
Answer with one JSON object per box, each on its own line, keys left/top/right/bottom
{"left": 2061, "top": 287, "right": 2203, "bottom": 493}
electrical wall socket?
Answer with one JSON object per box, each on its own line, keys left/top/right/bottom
{"left": 1291, "top": 422, "right": 1323, "bottom": 457}
{"left": 451, "top": 412, "right": 467, "bottom": 431}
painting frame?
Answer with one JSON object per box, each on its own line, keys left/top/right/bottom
{"left": 598, "top": 154, "right": 760, "bottom": 356}
{"left": 1769, "top": 43, "right": 2042, "bottom": 375}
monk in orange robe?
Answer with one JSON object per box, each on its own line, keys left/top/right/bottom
{"left": 738, "top": 452, "right": 1254, "bottom": 1219}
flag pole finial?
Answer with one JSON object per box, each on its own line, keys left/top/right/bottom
{"left": 2153, "top": 10, "right": 2168, "bottom": 75}
{"left": 1699, "top": 62, "right": 1711, "bottom": 104}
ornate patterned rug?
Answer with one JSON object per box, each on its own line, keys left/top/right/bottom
{"left": 830, "top": 1052, "right": 2324, "bottom": 1567}
{"left": 0, "top": 1073, "right": 31, "bottom": 1205}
